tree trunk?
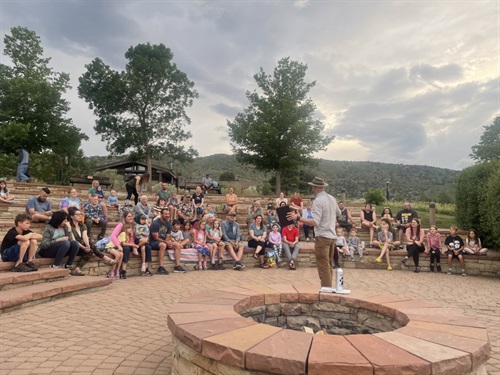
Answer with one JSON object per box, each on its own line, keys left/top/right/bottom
{"left": 146, "top": 147, "right": 153, "bottom": 192}
{"left": 275, "top": 170, "right": 281, "bottom": 195}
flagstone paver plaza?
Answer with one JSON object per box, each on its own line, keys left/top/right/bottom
{"left": 0, "top": 267, "right": 499, "bottom": 375}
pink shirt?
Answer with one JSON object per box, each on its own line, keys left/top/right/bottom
{"left": 110, "top": 222, "right": 136, "bottom": 247}
{"left": 426, "top": 232, "right": 442, "bottom": 250}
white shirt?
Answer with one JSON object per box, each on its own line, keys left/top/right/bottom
{"left": 312, "top": 191, "right": 341, "bottom": 239}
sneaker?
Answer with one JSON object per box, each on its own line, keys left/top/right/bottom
{"left": 141, "top": 263, "right": 147, "bottom": 273}
{"left": 401, "top": 258, "right": 408, "bottom": 265}
{"left": 430, "top": 264, "right": 435, "bottom": 272}
{"left": 106, "top": 270, "right": 114, "bottom": 278}
{"left": 114, "top": 272, "right": 120, "bottom": 280}
{"left": 211, "top": 262, "right": 218, "bottom": 271}
{"left": 218, "top": 263, "right": 226, "bottom": 270}
{"left": 334, "top": 262, "right": 341, "bottom": 269}
{"left": 387, "top": 266, "right": 393, "bottom": 271}
{"left": 12, "top": 263, "right": 31, "bottom": 272}
{"left": 120, "top": 270, "right": 127, "bottom": 279}
{"left": 50, "top": 264, "right": 60, "bottom": 269}
{"left": 142, "top": 268, "right": 153, "bottom": 276}
{"left": 399, "top": 245, "right": 405, "bottom": 250}
{"left": 447, "top": 269, "right": 452, "bottom": 275}
{"left": 350, "top": 257, "right": 355, "bottom": 262}
{"left": 233, "top": 262, "right": 242, "bottom": 270}
{"left": 375, "top": 257, "right": 382, "bottom": 263}
{"left": 306, "top": 238, "right": 309, "bottom": 242}
{"left": 414, "top": 267, "right": 420, "bottom": 273}
{"left": 158, "top": 266, "right": 169, "bottom": 275}
{"left": 360, "top": 257, "right": 365, "bottom": 263}
{"left": 173, "top": 265, "right": 186, "bottom": 273}
{"left": 461, "top": 269, "right": 467, "bottom": 276}
{"left": 25, "top": 261, "right": 39, "bottom": 271}
{"left": 260, "top": 263, "right": 270, "bottom": 269}
{"left": 437, "top": 265, "right": 442, "bottom": 272}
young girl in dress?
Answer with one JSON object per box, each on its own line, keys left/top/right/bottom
{"left": 425, "top": 225, "right": 443, "bottom": 272}
{"left": 194, "top": 220, "right": 210, "bottom": 270}
{"left": 0, "top": 180, "right": 15, "bottom": 203}
{"left": 182, "top": 221, "right": 193, "bottom": 248}
{"left": 464, "top": 229, "right": 488, "bottom": 256}
{"left": 268, "top": 223, "right": 282, "bottom": 257}
{"left": 207, "top": 219, "right": 224, "bottom": 269}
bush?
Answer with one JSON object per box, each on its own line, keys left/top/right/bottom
{"left": 364, "top": 189, "right": 386, "bottom": 206}
{"left": 219, "top": 171, "right": 236, "bottom": 181}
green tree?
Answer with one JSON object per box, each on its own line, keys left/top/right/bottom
{"left": 219, "top": 171, "right": 236, "bottom": 181}
{"left": 364, "top": 189, "right": 386, "bottom": 206}
{"left": 483, "top": 163, "right": 500, "bottom": 247}
{"left": 78, "top": 43, "right": 198, "bottom": 178}
{"left": 0, "top": 27, "right": 88, "bottom": 182}
{"left": 228, "top": 57, "right": 334, "bottom": 194}
{"left": 0, "top": 26, "right": 88, "bottom": 181}
{"left": 471, "top": 116, "right": 500, "bottom": 163}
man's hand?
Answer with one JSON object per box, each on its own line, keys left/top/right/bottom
{"left": 287, "top": 211, "right": 298, "bottom": 221}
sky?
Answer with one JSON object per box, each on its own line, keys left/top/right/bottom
{"left": 1, "top": 0, "right": 498, "bottom": 171}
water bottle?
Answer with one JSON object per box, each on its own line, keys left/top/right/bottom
{"left": 336, "top": 267, "right": 344, "bottom": 292}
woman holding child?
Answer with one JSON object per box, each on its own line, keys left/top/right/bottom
{"left": 67, "top": 207, "right": 116, "bottom": 276}
{"left": 110, "top": 212, "right": 138, "bottom": 278}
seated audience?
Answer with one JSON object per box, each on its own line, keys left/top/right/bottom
{"left": 0, "top": 180, "right": 15, "bottom": 203}
{"left": 360, "top": 203, "right": 377, "bottom": 245}
{"left": 371, "top": 218, "right": 400, "bottom": 248}
{"left": 169, "top": 192, "right": 179, "bottom": 218}
{"left": 336, "top": 201, "right": 355, "bottom": 233}
{"left": 246, "top": 200, "right": 263, "bottom": 226}
{"left": 177, "top": 194, "right": 196, "bottom": 225}
{"left": 1, "top": 213, "right": 41, "bottom": 272}
{"left": 464, "top": 229, "right": 488, "bottom": 256}
{"left": 290, "top": 192, "right": 304, "bottom": 210}
{"left": 426, "top": 225, "right": 443, "bottom": 272}
{"left": 26, "top": 187, "right": 52, "bottom": 223}
{"left": 348, "top": 228, "right": 363, "bottom": 262}
{"left": 401, "top": 219, "right": 425, "bottom": 273}
{"left": 134, "top": 195, "right": 154, "bottom": 223}
{"left": 85, "top": 195, "right": 107, "bottom": 240}
{"left": 107, "top": 190, "right": 120, "bottom": 211}
{"left": 249, "top": 214, "right": 271, "bottom": 269}
{"left": 192, "top": 186, "right": 205, "bottom": 216}
{"left": 302, "top": 201, "right": 315, "bottom": 241}
{"left": 395, "top": 202, "right": 418, "bottom": 243}
{"left": 156, "top": 182, "right": 171, "bottom": 204}
{"left": 282, "top": 223, "right": 300, "bottom": 270}
{"left": 445, "top": 226, "right": 466, "bottom": 275}
{"left": 60, "top": 188, "right": 82, "bottom": 213}
{"left": 134, "top": 214, "right": 153, "bottom": 276}
{"left": 109, "top": 212, "right": 137, "bottom": 279}
{"left": 335, "top": 227, "right": 349, "bottom": 259}
{"left": 221, "top": 212, "right": 245, "bottom": 270}
{"left": 38, "top": 211, "right": 80, "bottom": 269}
{"left": 374, "top": 221, "right": 393, "bottom": 271}
{"left": 201, "top": 174, "right": 214, "bottom": 193}
{"left": 275, "top": 192, "right": 288, "bottom": 208}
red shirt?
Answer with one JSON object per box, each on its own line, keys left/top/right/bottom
{"left": 282, "top": 225, "right": 299, "bottom": 242}
{"left": 290, "top": 197, "right": 303, "bottom": 207}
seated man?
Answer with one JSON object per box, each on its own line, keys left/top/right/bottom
{"left": 282, "top": 223, "right": 300, "bottom": 270}
{"left": 1, "top": 213, "right": 42, "bottom": 272}
{"left": 201, "top": 173, "right": 215, "bottom": 194}
{"left": 336, "top": 201, "right": 355, "bottom": 233}
{"left": 150, "top": 208, "right": 185, "bottom": 274}
{"left": 221, "top": 212, "right": 245, "bottom": 270}
{"left": 84, "top": 195, "right": 108, "bottom": 240}
{"left": 395, "top": 202, "right": 418, "bottom": 244}
{"left": 155, "top": 182, "right": 171, "bottom": 204}
{"left": 26, "top": 187, "right": 52, "bottom": 223}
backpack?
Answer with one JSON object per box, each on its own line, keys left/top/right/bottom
{"left": 95, "top": 237, "right": 111, "bottom": 251}
{"left": 124, "top": 175, "right": 135, "bottom": 182}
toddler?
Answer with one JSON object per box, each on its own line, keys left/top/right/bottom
{"left": 134, "top": 215, "right": 152, "bottom": 275}
{"left": 193, "top": 220, "right": 210, "bottom": 270}
{"left": 348, "top": 228, "right": 363, "bottom": 262}
{"left": 335, "top": 227, "right": 350, "bottom": 258}
{"left": 107, "top": 189, "right": 119, "bottom": 210}
{"left": 426, "top": 225, "right": 443, "bottom": 272}
{"left": 95, "top": 185, "right": 105, "bottom": 199}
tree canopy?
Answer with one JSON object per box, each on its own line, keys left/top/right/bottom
{"left": 470, "top": 116, "right": 500, "bottom": 163}
{"left": 78, "top": 43, "right": 198, "bottom": 176}
{"left": 227, "top": 57, "right": 334, "bottom": 194}
{"left": 0, "top": 26, "right": 88, "bottom": 182}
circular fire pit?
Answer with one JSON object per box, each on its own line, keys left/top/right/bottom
{"left": 168, "top": 284, "right": 490, "bottom": 375}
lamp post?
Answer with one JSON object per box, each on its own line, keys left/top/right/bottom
{"left": 385, "top": 181, "right": 390, "bottom": 201}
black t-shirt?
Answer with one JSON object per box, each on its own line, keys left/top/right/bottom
{"left": 1, "top": 227, "right": 32, "bottom": 253}
{"left": 149, "top": 218, "right": 172, "bottom": 241}
{"left": 396, "top": 209, "right": 418, "bottom": 224}
{"left": 192, "top": 193, "right": 204, "bottom": 205}
{"left": 445, "top": 235, "right": 464, "bottom": 250}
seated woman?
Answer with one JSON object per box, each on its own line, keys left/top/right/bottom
{"left": 275, "top": 192, "right": 288, "bottom": 208}
{"left": 246, "top": 200, "right": 263, "bottom": 227}
{"left": 225, "top": 187, "right": 238, "bottom": 214}
{"left": 67, "top": 207, "right": 116, "bottom": 276}
{"left": 60, "top": 188, "right": 82, "bottom": 213}
{"left": 0, "top": 180, "right": 15, "bottom": 203}
{"left": 191, "top": 186, "right": 205, "bottom": 216}
{"left": 37, "top": 211, "right": 80, "bottom": 270}
{"left": 248, "top": 214, "right": 270, "bottom": 269}
{"left": 402, "top": 219, "right": 425, "bottom": 273}
{"left": 360, "top": 204, "right": 377, "bottom": 245}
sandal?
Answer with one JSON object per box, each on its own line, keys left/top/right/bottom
{"left": 260, "top": 263, "right": 270, "bottom": 269}
{"left": 289, "top": 261, "right": 296, "bottom": 270}
{"left": 70, "top": 267, "right": 85, "bottom": 276}
{"left": 102, "top": 256, "right": 117, "bottom": 265}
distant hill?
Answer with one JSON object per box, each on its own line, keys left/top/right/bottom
{"left": 89, "top": 153, "right": 459, "bottom": 202}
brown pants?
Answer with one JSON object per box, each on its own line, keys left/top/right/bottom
{"left": 314, "top": 236, "right": 336, "bottom": 287}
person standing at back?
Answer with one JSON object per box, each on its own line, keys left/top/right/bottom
{"left": 288, "top": 177, "right": 341, "bottom": 288}
{"left": 15, "top": 147, "right": 30, "bottom": 182}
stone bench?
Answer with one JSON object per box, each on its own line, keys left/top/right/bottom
{"left": 168, "top": 285, "right": 491, "bottom": 375}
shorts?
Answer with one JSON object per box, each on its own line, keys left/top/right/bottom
{"left": 224, "top": 241, "right": 243, "bottom": 248}
{"left": 151, "top": 241, "right": 162, "bottom": 250}
{"left": 135, "top": 237, "right": 149, "bottom": 245}
{"left": 446, "top": 250, "right": 464, "bottom": 258}
{"left": 1, "top": 244, "right": 28, "bottom": 263}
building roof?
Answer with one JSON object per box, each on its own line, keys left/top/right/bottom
{"left": 94, "top": 160, "right": 176, "bottom": 181}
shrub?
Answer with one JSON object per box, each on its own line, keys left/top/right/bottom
{"left": 364, "top": 189, "right": 385, "bottom": 206}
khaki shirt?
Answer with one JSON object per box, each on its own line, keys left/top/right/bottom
{"left": 312, "top": 191, "right": 341, "bottom": 239}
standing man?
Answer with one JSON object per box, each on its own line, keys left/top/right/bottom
{"left": 395, "top": 202, "right": 418, "bottom": 244}
{"left": 16, "top": 147, "right": 30, "bottom": 182}
{"left": 288, "top": 177, "right": 341, "bottom": 288}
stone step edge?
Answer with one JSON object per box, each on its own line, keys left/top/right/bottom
{"left": 0, "top": 268, "right": 69, "bottom": 289}
{"left": 0, "top": 277, "right": 112, "bottom": 312}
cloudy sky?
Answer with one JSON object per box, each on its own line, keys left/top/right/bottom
{"left": 1, "top": 0, "right": 498, "bottom": 170}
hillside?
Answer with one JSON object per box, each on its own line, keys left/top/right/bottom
{"left": 169, "top": 154, "right": 458, "bottom": 201}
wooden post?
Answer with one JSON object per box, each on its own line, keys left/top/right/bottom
{"left": 341, "top": 189, "right": 346, "bottom": 203}
{"left": 429, "top": 202, "right": 436, "bottom": 227}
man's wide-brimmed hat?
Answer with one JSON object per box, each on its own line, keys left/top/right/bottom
{"left": 308, "top": 176, "right": 329, "bottom": 187}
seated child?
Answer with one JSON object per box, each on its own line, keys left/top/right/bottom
{"left": 107, "top": 190, "right": 120, "bottom": 211}
{"left": 0, "top": 180, "right": 15, "bottom": 203}
{"left": 169, "top": 192, "right": 179, "bottom": 219}
{"left": 207, "top": 219, "right": 224, "bottom": 270}
{"left": 426, "top": 225, "right": 443, "bottom": 272}
{"left": 205, "top": 203, "right": 215, "bottom": 216}
{"left": 348, "top": 227, "right": 363, "bottom": 262}
{"left": 266, "top": 198, "right": 275, "bottom": 215}
{"left": 171, "top": 219, "right": 191, "bottom": 248}
{"left": 181, "top": 221, "right": 194, "bottom": 248}
{"left": 267, "top": 208, "right": 279, "bottom": 230}
{"left": 154, "top": 198, "right": 167, "bottom": 218}
{"left": 134, "top": 214, "right": 152, "bottom": 276}
{"left": 119, "top": 200, "right": 135, "bottom": 218}
{"left": 464, "top": 229, "right": 488, "bottom": 256}
{"left": 445, "top": 226, "right": 466, "bottom": 276}
{"left": 193, "top": 220, "right": 210, "bottom": 270}
{"left": 335, "top": 227, "right": 350, "bottom": 258}
{"left": 268, "top": 223, "right": 282, "bottom": 258}
{"left": 375, "top": 221, "right": 393, "bottom": 270}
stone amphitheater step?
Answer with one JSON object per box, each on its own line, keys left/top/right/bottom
{"left": 0, "top": 273, "right": 112, "bottom": 312}
{"left": 0, "top": 267, "right": 68, "bottom": 290}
